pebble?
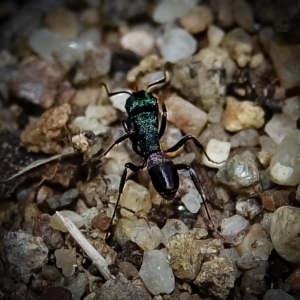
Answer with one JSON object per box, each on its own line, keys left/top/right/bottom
{"left": 265, "top": 114, "right": 296, "bottom": 145}
{"left": 161, "top": 219, "right": 189, "bottom": 245}
{"left": 222, "top": 97, "right": 265, "bottom": 132}
{"left": 60, "top": 272, "right": 88, "bottom": 300}
{"left": 219, "top": 248, "right": 241, "bottom": 278}
{"left": 230, "top": 129, "right": 260, "bottom": 148}
{"left": 282, "top": 96, "right": 300, "bottom": 121}
{"left": 263, "top": 289, "right": 295, "bottom": 300}
{"left": 21, "top": 103, "right": 71, "bottom": 154}
{"left": 38, "top": 286, "right": 72, "bottom": 300}
{"left": 250, "top": 52, "right": 265, "bottom": 69}
{"left": 166, "top": 233, "right": 203, "bottom": 281}
{"left": 50, "top": 210, "right": 86, "bottom": 233}
{"left": 70, "top": 116, "right": 108, "bottom": 136}
{"left": 73, "top": 47, "right": 111, "bottom": 85}
{"left": 236, "top": 254, "right": 260, "bottom": 271}
{"left": 42, "top": 265, "right": 61, "bottom": 282}
{"left": 199, "top": 123, "right": 230, "bottom": 146}
{"left": 269, "top": 39, "right": 300, "bottom": 89}
{"left": 181, "top": 188, "right": 201, "bottom": 213}
{"left": 180, "top": 5, "right": 213, "bottom": 34}
{"left": 169, "top": 55, "right": 227, "bottom": 111}
{"left": 45, "top": 7, "right": 79, "bottom": 38}
{"left": 269, "top": 130, "right": 300, "bottom": 186}
{"left": 232, "top": 0, "right": 255, "bottom": 32}
{"left": 207, "top": 25, "right": 225, "bottom": 47}
{"left": 130, "top": 220, "right": 162, "bottom": 251}
{"left": 261, "top": 190, "right": 290, "bottom": 211}
{"left": 222, "top": 28, "right": 253, "bottom": 67}
{"left": 54, "top": 248, "right": 76, "bottom": 277}
{"left": 152, "top": 0, "right": 196, "bottom": 24}
{"left": 198, "top": 46, "right": 235, "bottom": 90}
{"left": 194, "top": 256, "right": 235, "bottom": 299}
{"left": 261, "top": 213, "right": 273, "bottom": 235}
{"left": 165, "top": 94, "right": 207, "bottom": 136}
{"left": 85, "top": 105, "right": 118, "bottom": 125}
{"left": 157, "top": 28, "right": 197, "bottom": 63}
{"left": 81, "top": 8, "right": 100, "bottom": 27}
{"left": 72, "top": 87, "right": 104, "bottom": 106}
{"left": 207, "top": 105, "right": 223, "bottom": 123}
{"left": 285, "top": 268, "right": 300, "bottom": 293}
{"left": 9, "top": 57, "right": 63, "bottom": 109}
{"left": 139, "top": 250, "right": 175, "bottom": 295}
{"left": 119, "top": 262, "right": 138, "bottom": 279}
{"left": 220, "top": 215, "right": 249, "bottom": 245}
{"left": 113, "top": 216, "right": 145, "bottom": 246}
{"left": 211, "top": 0, "right": 234, "bottom": 28}
{"left": 32, "top": 214, "right": 65, "bottom": 250}
{"left": 215, "top": 151, "right": 260, "bottom": 192}
{"left": 119, "top": 180, "right": 152, "bottom": 217}
{"left": 97, "top": 275, "right": 151, "bottom": 300}
{"left": 46, "top": 188, "right": 79, "bottom": 210}
{"left": 236, "top": 224, "right": 272, "bottom": 260}
{"left": 1, "top": 231, "right": 48, "bottom": 283}
{"left": 121, "top": 30, "right": 155, "bottom": 57}
{"left": 103, "top": 148, "right": 131, "bottom": 177}
{"left": 241, "top": 265, "right": 268, "bottom": 297}
{"left": 29, "top": 28, "right": 101, "bottom": 71}
{"left": 270, "top": 206, "right": 300, "bottom": 264}
{"left": 202, "top": 139, "right": 231, "bottom": 169}
{"left": 235, "top": 198, "right": 262, "bottom": 219}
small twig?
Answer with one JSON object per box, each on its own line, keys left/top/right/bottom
{"left": 56, "top": 211, "right": 114, "bottom": 280}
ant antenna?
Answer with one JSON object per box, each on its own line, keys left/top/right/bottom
{"left": 101, "top": 83, "right": 132, "bottom": 98}
{"left": 145, "top": 62, "right": 172, "bottom": 93}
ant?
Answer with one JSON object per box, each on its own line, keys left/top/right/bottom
{"left": 100, "top": 63, "right": 219, "bottom": 231}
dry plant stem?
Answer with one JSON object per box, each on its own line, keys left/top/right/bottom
{"left": 56, "top": 211, "right": 114, "bottom": 280}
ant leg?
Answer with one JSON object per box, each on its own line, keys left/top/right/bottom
{"left": 158, "top": 102, "right": 167, "bottom": 139}
{"left": 145, "top": 62, "right": 172, "bottom": 93}
{"left": 101, "top": 83, "right": 132, "bottom": 98}
{"left": 164, "top": 135, "right": 219, "bottom": 164}
{"left": 106, "top": 161, "right": 146, "bottom": 237}
{"left": 101, "top": 132, "right": 133, "bottom": 157}
{"left": 175, "top": 163, "right": 213, "bottom": 227}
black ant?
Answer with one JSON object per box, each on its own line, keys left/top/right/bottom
{"left": 100, "top": 63, "right": 220, "bottom": 231}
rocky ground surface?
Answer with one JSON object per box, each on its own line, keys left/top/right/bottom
{"left": 0, "top": 0, "right": 300, "bottom": 299}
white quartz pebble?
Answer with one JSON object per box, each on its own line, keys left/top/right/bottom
{"left": 202, "top": 139, "right": 231, "bottom": 168}
{"left": 139, "top": 250, "right": 175, "bottom": 295}
{"left": 157, "top": 28, "right": 197, "bottom": 63}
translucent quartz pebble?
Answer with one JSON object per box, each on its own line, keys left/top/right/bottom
{"left": 265, "top": 113, "right": 296, "bottom": 145}
{"left": 282, "top": 96, "right": 300, "bottom": 121}
{"left": 207, "top": 25, "right": 225, "bottom": 47}
{"left": 54, "top": 248, "right": 76, "bottom": 277}
{"left": 202, "top": 139, "right": 231, "bottom": 168}
{"left": 215, "top": 151, "right": 260, "bottom": 191}
{"left": 230, "top": 129, "right": 260, "bottom": 148}
{"left": 50, "top": 210, "right": 85, "bottom": 232}
{"left": 270, "top": 206, "right": 300, "bottom": 264}
{"left": 130, "top": 221, "right": 162, "bottom": 251}
{"left": 29, "top": 28, "right": 100, "bottom": 71}
{"left": 158, "top": 28, "right": 197, "bottom": 63}
{"left": 139, "top": 250, "right": 175, "bottom": 295}
{"left": 152, "top": 0, "right": 198, "bottom": 23}
{"left": 181, "top": 188, "right": 201, "bottom": 213}
{"left": 119, "top": 180, "right": 152, "bottom": 217}
{"left": 220, "top": 215, "right": 249, "bottom": 245}
{"left": 161, "top": 219, "right": 188, "bottom": 245}
{"left": 236, "top": 224, "right": 272, "bottom": 261}
{"left": 270, "top": 130, "right": 300, "bottom": 185}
